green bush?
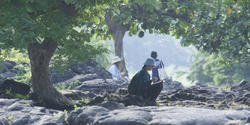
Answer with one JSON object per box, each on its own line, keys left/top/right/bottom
{"left": 0, "top": 49, "right": 31, "bottom": 85}
{"left": 13, "top": 64, "right": 31, "bottom": 85}
{"left": 187, "top": 52, "right": 250, "bottom": 85}
{"left": 67, "top": 80, "right": 82, "bottom": 90}
{"left": 56, "top": 80, "right": 82, "bottom": 90}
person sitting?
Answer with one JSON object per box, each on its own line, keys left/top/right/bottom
{"left": 128, "top": 58, "right": 163, "bottom": 105}
{"left": 109, "top": 56, "right": 122, "bottom": 78}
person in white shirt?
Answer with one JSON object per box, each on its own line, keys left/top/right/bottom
{"left": 109, "top": 57, "right": 122, "bottom": 78}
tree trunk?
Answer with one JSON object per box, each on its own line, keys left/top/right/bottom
{"left": 28, "top": 39, "right": 73, "bottom": 110}
{"left": 113, "top": 29, "right": 128, "bottom": 76}
{"left": 105, "top": 13, "right": 128, "bottom": 76}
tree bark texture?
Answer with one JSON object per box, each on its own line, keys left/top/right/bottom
{"left": 28, "top": 39, "right": 73, "bottom": 110}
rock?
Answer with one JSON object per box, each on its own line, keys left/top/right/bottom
{"left": 0, "top": 61, "right": 17, "bottom": 78}
{"left": 0, "top": 99, "right": 65, "bottom": 125}
{"left": 70, "top": 59, "right": 112, "bottom": 79}
{"left": 88, "top": 96, "right": 105, "bottom": 106}
{"left": 95, "top": 108, "right": 152, "bottom": 125}
{"left": 235, "top": 92, "right": 250, "bottom": 105}
{"left": 1, "top": 71, "right": 16, "bottom": 78}
{"left": 68, "top": 106, "right": 109, "bottom": 125}
{"left": 103, "top": 93, "right": 147, "bottom": 107}
{"left": 51, "top": 59, "right": 112, "bottom": 85}
{"left": 163, "top": 79, "right": 184, "bottom": 92}
{"left": 0, "top": 79, "right": 30, "bottom": 96}
{"left": 61, "top": 90, "right": 97, "bottom": 100}
{"left": 71, "top": 59, "right": 98, "bottom": 74}
{"left": 50, "top": 69, "right": 77, "bottom": 83}
{"left": 63, "top": 74, "right": 100, "bottom": 88}
{"left": 0, "top": 59, "right": 112, "bottom": 85}
{"left": 3, "top": 61, "right": 16, "bottom": 72}
{"left": 231, "top": 80, "right": 250, "bottom": 91}
{"left": 158, "top": 82, "right": 250, "bottom": 109}
{"left": 100, "top": 101, "right": 125, "bottom": 110}
{"left": 73, "top": 79, "right": 128, "bottom": 94}
{"left": 68, "top": 106, "right": 250, "bottom": 125}
{"left": 0, "top": 118, "right": 9, "bottom": 125}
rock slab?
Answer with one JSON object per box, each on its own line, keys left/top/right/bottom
{"left": 0, "top": 99, "right": 65, "bottom": 125}
{"left": 68, "top": 105, "right": 250, "bottom": 125}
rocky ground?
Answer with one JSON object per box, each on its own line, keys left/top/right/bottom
{"left": 0, "top": 60, "right": 250, "bottom": 125}
{"left": 0, "top": 98, "right": 249, "bottom": 125}
{"left": 158, "top": 80, "right": 250, "bottom": 110}
{"left": 0, "top": 99, "right": 65, "bottom": 125}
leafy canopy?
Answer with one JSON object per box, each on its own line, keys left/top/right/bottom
{"left": 0, "top": 0, "right": 112, "bottom": 65}
{"left": 0, "top": 0, "right": 248, "bottom": 63}
{"left": 106, "top": 0, "right": 249, "bottom": 62}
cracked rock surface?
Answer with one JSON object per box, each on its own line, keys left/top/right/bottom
{"left": 68, "top": 105, "right": 250, "bottom": 125}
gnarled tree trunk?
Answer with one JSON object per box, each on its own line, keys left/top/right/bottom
{"left": 28, "top": 39, "right": 73, "bottom": 110}
{"left": 105, "top": 13, "right": 128, "bottom": 76}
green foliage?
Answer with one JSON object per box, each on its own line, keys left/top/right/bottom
{"left": 187, "top": 52, "right": 250, "bottom": 85}
{"left": 108, "top": 0, "right": 249, "bottom": 62}
{"left": 4, "top": 89, "right": 30, "bottom": 100}
{"left": 55, "top": 83, "right": 67, "bottom": 91}
{"left": 0, "top": 49, "right": 31, "bottom": 85}
{"left": 64, "top": 109, "right": 69, "bottom": 124}
{"left": 0, "top": 0, "right": 113, "bottom": 73}
{"left": 0, "top": 49, "right": 29, "bottom": 63}
{"left": 180, "top": 0, "right": 250, "bottom": 62}
{"left": 67, "top": 80, "right": 81, "bottom": 90}
{"left": 92, "top": 39, "right": 113, "bottom": 69}
{"left": 6, "top": 115, "right": 15, "bottom": 124}
{"left": 55, "top": 80, "right": 82, "bottom": 90}
{"left": 5, "top": 89, "right": 11, "bottom": 95}
{"left": 13, "top": 64, "right": 32, "bottom": 85}
{"left": 73, "top": 105, "right": 80, "bottom": 111}
{"left": 14, "top": 93, "right": 30, "bottom": 100}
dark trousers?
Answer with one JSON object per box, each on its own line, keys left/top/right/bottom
{"left": 143, "top": 83, "right": 163, "bottom": 101}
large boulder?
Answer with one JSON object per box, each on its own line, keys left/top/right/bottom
{"left": 0, "top": 99, "right": 65, "bottom": 125}
{"left": 0, "top": 61, "right": 17, "bottom": 78}
{"left": 68, "top": 105, "right": 250, "bottom": 125}
{"left": 50, "top": 69, "right": 77, "bottom": 83}
{"left": 0, "top": 79, "right": 30, "bottom": 96}
{"left": 100, "top": 101, "right": 125, "bottom": 110}
{"left": 73, "top": 79, "right": 129, "bottom": 94}
{"left": 231, "top": 80, "right": 250, "bottom": 91}
{"left": 51, "top": 59, "right": 112, "bottom": 85}
{"left": 163, "top": 79, "right": 184, "bottom": 92}
{"left": 70, "top": 59, "right": 112, "bottom": 79}
{"left": 2, "top": 61, "right": 16, "bottom": 72}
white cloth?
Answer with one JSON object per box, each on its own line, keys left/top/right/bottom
{"left": 109, "top": 64, "right": 121, "bottom": 78}
{"left": 154, "top": 60, "right": 162, "bottom": 67}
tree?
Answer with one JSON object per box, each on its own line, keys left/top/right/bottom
{"left": 103, "top": 0, "right": 195, "bottom": 76}
{"left": 105, "top": 12, "right": 129, "bottom": 76}
{"left": 0, "top": 0, "right": 110, "bottom": 109}
{"left": 105, "top": 0, "right": 249, "bottom": 65}
{"left": 180, "top": 0, "right": 249, "bottom": 62}
{"left": 187, "top": 52, "right": 250, "bottom": 85}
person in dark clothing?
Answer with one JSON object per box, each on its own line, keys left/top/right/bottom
{"left": 128, "top": 58, "right": 163, "bottom": 105}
